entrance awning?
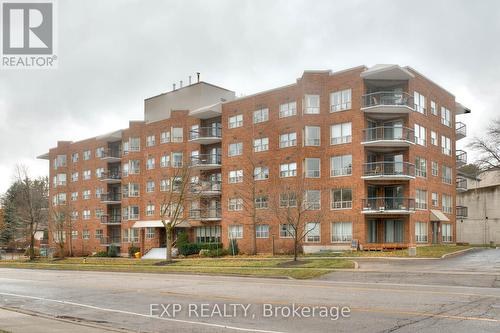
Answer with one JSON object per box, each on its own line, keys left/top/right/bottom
{"left": 430, "top": 210, "right": 450, "bottom": 222}
{"left": 131, "top": 220, "right": 192, "bottom": 228}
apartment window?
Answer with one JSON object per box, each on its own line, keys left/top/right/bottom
{"left": 442, "top": 165, "right": 452, "bottom": 184}
{"left": 304, "top": 94, "right": 320, "bottom": 114}
{"left": 128, "top": 183, "right": 140, "bottom": 197}
{"left": 279, "top": 224, "right": 294, "bottom": 238}
{"left": 146, "top": 135, "right": 156, "bottom": 147}
{"left": 71, "top": 152, "right": 79, "bottom": 163}
{"left": 279, "top": 132, "right": 297, "bottom": 148}
{"left": 254, "top": 166, "right": 269, "bottom": 180}
{"left": 304, "top": 126, "right": 320, "bottom": 146}
{"left": 122, "top": 163, "right": 129, "bottom": 177}
{"left": 228, "top": 114, "right": 243, "bottom": 129}
{"left": 279, "top": 101, "right": 297, "bottom": 118}
{"left": 228, "top": 142, "right": 243, "bottom": 157}
{"left": 160, "top": 130, "right": 170, "bottom": 144}
{"left": 96, "top": 147, "right": 105, "bottom": 158}
{"left": 441, "top": 107, "right": 451, "bottom": 127}
{"left": 56, "top": 193, "right": 66, "bottom": 205}
{"left": 129, "top": 137, "right": 140, "bottom": 152}
{"left": 415, "top": 222, "right": 428, "bottom": 243}
{"left": 83, "top": 210, "right": 91, "bottom": 220}
{"left": 279, "top": 192, "right": 297, "bottom": 207}
{"left": 146, "top": 180, "right": 155, "bottom": 193}
{"left": 415, "top": 156, "right": 427, "bottom": 177}
{"left": 430, "top": 131, "right": 438, "bottom": 146}
{"left": 71, "top": 231, "right": 78, "bottom": 239}
{"left": 83, "top": 150, "right": 91, "bottom": 160}
{"left": 432, "top": 161, "right": 439, "bottom": 176}
{"left": 229, "top": 170, "right": 243, "bottom": 183}
{"left": 71, "top": 211, "right": 78, "bottom": 221}
{"left": 430, "top": 101, "right": 437, "bottom": 115}
{"left": 280, "top": 162, "right": 297, "bottom": 178}
{"left": 228, "top": 225, "right": 243, "bottom": 239}
{"left": 442, "top": 194, "right": 452, "bottom": 214}
{"left": 83, "top": 170, "right": 91, "bottom": 180}
{"left": 441, "top": 135, "right": 451, "bottom": 155}
{"left": 53, "top": 155, "right": 67, "bottom": 170}
{"left": 196, "top": 226, "right": 221, "bottom": 243}
{"left": 414, "top": 124, "right": 426, "bottom": 146}
{"left": 171, "top": 176, "right": 183, "bottom": 192}
{"left": 129, "top": 206, "right": 140, "bottom": 220}
{"left": 71, "top": 172, "right": 78, "bottom": 182}
{"left": 330, "top": 122, "right": 352, "bottom": 145}
{"left": 416, "top": 189, "right": 428, "bottom": 210}
{"left": 146, "top": 204, "right": 155, "bottom": 216}
{"left": 95, "top": 187, "right": 103, "bottom": 198}
{"left": 431, "top": 192, "right": 438, "bottom": 207}
{"left": 304, "top": 190, "right": 321, "bottom": 210}
{"left": 255, "top": 225, "right": 269, "bottom": 238}
{"left": 56, "top": 173, "right": 67, "bottom": 186}
{"left": 95, "top": 167, "right": 104, "bottom": 178}
{"left": 129, "top": 160, "right": 140, "bottom": 174}
{"left": 253, "top": 137, "right": 269, "bottom": 152}
{"left": 95, "top": 209, "right": 104, "bottom": 218}
{"left": 306, "top": 222, "right": 320, "bottom": 242}
{"left": 331, "top": 189, "right": 352, "bottom": 209}
{"left": 172, "top": 152, "right": 183, "bottom": 167}
{"left": 83, "top": 230, "right": 90, "bottom": 240}
{"left": 331, "top": 222, "right": 352, "bottom": 242}
{"left": 253, "top": 108, "right": 269, "bottom": 124}
{"left": 330, "top": 89, "right": 352, "bottom": 112}
{"left": 71, "top": 192, "right": 78, "bottom": 201}
{"left": 146, "top": 156, "right": 155, "bottom": 170}
{"left": 172, "top": 127, "right": 183, "bottom": 142}
{"left": 414, "top": 91, "right": 426, "bottom": 114}
{"left": 228, "top": 198, "right": 243, "bottom": 211}
{"left": 330, "top": 155, "right": 352, "bottom": 177}
{"left": 160, "top": 179, "right": 170, "bottom": 192}
{"left": 255, "top": 196, "right": 269, "bottom": 209}
{"left": 146, "top": 227, "right": 155, "bottom": 239}
{"left": 83, "top": 190, "right": 91, "bottom": 200}
{"left": 304, "top": 158, "right": 320, "bottom": 178}
{"left": 160, "top": 153, "right": 170, "bottom": 168}
{"left": 442, "top": 223, "right": 452, "bottom": 242}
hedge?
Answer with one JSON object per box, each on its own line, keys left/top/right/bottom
{"left": 178, "top": 242, "right": 223, "bottom": 256}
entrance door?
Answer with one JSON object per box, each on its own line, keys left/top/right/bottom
{"left": 432, "top": 222, "right": 439, "bottom": 244}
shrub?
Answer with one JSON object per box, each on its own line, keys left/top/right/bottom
{"left": 93, "top": 251, "right": 109, "bottom": 257}
{"left": 228, "top": 239, "right": 239, "bottom": 255}
{"left": 24, "top": 247, "right": 40, "bottom": 257}
{"left": 107, "top": 245, "right": 118, "bottom": 257}
{"left": 202, "top": 248, "right": 229, "bottom": 257}
{"left": 128, "top": 246, "right": 140, "bottom": 258}
{"left": 176, "top": 232, "right": 189, "bottom": 248}
{"left": 178, "top": 242, "right": 223, "bottom": 256}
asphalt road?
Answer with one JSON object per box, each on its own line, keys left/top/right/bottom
{"left": 0, "top": 249, "right": 499, "bottom": 333}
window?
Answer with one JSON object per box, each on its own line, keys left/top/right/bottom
{"left": 441, "top": 107, "right": 451, "bottom": 127}
{"left": 146, "top": 227, "right": 155, "bottom": 239}
{"left": 253, "top": 137, "right": 269, "bottom": 152}
{"left": 129, "top": 137, "right": 140, "bottom": 151}
{"left": 95, "top": 187, "right": 103, "bottom": 198}
{"left": 228, "top": 142, "right": 243, "bottom": 157}
{"left": 83, "top": 150, "right": 91, "bottom": 160}
{"left": 228, "top": 225, "right": 243, "bottom": 239}
{"left": 96, "top": 147, "right": 105, "bottom": 158}
{"left": 71, "top": 152, "right": 79, "bottom": 163}
{"left": 146, "top": 156, "right": 155, "bottom": 170}
{"left": 431, "top": 131, "right": 438, "bottom": 146}
{"left": 414, "top": 91, "right": 426, "bottom": 114}
{"left": 279, "top": 132, "right": 297, "bottom": 148}
{"left": 129, "top": 160, "right": 140, "bottom": 174}
{"left": 172, "top": 152, "right": 183, "bottom": 167}
{"left": 146, "top": 203, "right": 155, "bottom": 216}
{"left": 129, "top": 206, "right": 140, "bottom": 220}
{"left": 415, "top": 156, "right": 427, "bottom": 177}
{"left": 279, "top": 192, "right": 297, "bottom": 207}
{"left": 127, "top": 183, "right": 140, "bottom": 197}
{"left": 71, "top": 192, "right": 78, "bottom": 201}
{"left": 304, "top": 158, "right": 320, "bottom": 178}
{"left": 442, "top": 194, "right": 452, "bottom": 214}
{"left": 441, "top": 135, "right": 451, "bottom": 155}
{"left": 442, "top": 224, "right": 452, "bottom": 242}
{"left": 228, "top": 198, "right": 243, "bottom": 211}
{"left": 56, "top": 173, "right": 67, "bottom": 186}
{"left": 83, "top": 210, "right": 91, "bottom": 220}
{"left": 228, "top": 114, "right": 243, "bottom": 129}
{"left": 442, "top": 165, "right": 452, "bottom": 184}
{"left": 330, "top": 122, "right": 352, "bottom": 145}
{"left": 416, "top": 189, "right": 427, "bottom": 210}
{"left": 71, "top": 211, "right": 78, "bottom": 221}
{"left": 160, "top": 131, "right": 170, "bottom": 144}
{"left": 72, "top": 231, "right": 78, "bottom": 239}
{"left": 330, "top": 89, "right": 352, "bottom": 112}
{"left": 95, "top": 209, "right": 104, "bottom": 218}
{"left": 172, "top": 127, "right": 183, "bottom": 142}
{"left": 306, "top": 222, "right": 320, "bottom": 242}
{"left": 83, "top": 230, "right": 90, "bottom": 240}
{"left": 331, "top": 189, "right": 352, "bottom": 209}
{"left": 279, "top": 101, "right": 297, "bottom": 118}
{"left": 56, "top": 193, "right": 66, "bottom": 205}
{"left": 53, "top": 155, "right": 67, "bottom": 169}
{"left": 253, "top": 108, "right": 269, "bottom": 124}
{"left": 254, "top": 166, "right": 269, "bottom": 180}
{"left": 256, "top": 225, "right": 269, "bottom": 238}
{"left": 414, "top": 124, "right": 426, "bottom": 146}
{"left": 280, "top": 162, "right": 297, "bottom": 177}
{"left": 331, "top": 222, "right": 352, "bottom": 242}
{"left": 330, "top": 155, "right": 352, "bottom": 177}
{"left": 83, "top": 190, "right": 91, "bottom": 200}
{"left": 71, "top": 172, "right": 78, "bottom": 182}
{"left": 430, "top": 101, "right": 437, "bottom": 115}
{"left": 196, "top": 226, "right": 221, "bottom": 243}
{"left": 160, "top": 153, "right": 170, "bottom": 167}
{"left": 431, "top": 192, "right": 438, "bottom": 207}
{"left": 279, "top": 224, "right": 294, "bottom": 238}
{"left": 146, "top": 135, "right": 156, "bottom": 147}
{"left": 171, "top": 176, "right": 183, "bottom": 192}
{"left": 83, "top": 170, "right": 91, "bottom": 180}
{"left": 432, "top": 161, "right": 439, "bottom": 177}
{"left": 160, "top": 179, "right": 170, "bottom": 192}
{"left": 304, "top": 190, "right": 321, "bottom": 210}
{"left": 146, "top": 180, "right": 155, "bottom": 193}
{"left": 229, "top": 170, "right": 243, "bottom": 183}
{"left": 304, "top": 126, "right": 320, "bottom": 146}
{"left": 255, "top": 196, "right": 269, "bottom": 209}
{"left": 415, "top": 222, "right": 428, "bottom": 243}
{"left": 95, "top": 167, "right": 104, "bottom": 178}
{"left": 304, "top": 94, "right": 320, "bottom": 114}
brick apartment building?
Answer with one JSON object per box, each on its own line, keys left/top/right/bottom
{"left": 38, "top": 64, "right": 470, "bottom": 256}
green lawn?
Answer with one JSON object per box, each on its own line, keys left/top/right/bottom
{"left": 306, "top": 245, "right": 474, "bottom": 258}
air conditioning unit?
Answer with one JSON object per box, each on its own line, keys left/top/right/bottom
{"left": 379, "top": 207, "right": 385, "bottom": 212}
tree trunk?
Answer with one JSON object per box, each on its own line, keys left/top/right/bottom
{"left": 251, "top": 223, "right": 257, "bottom": 255}
{"left": 293, "top": 235, "right": 298, "bottom": 262}
{"left": 29, "top": 223, "right": 35, "bottom": 260}
{"left": 165, "top": 228, "right": 172, "bottom": 262}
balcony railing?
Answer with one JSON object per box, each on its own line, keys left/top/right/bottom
{"left": 190, "top": 181, "right": 222, "bottom": 194}
{"left": 362, "top": 126, "right": 414, "bottom": 143}
{"left": 100, "top": 215, "right": 122, "bottom": 225}
{"left": 456, "top": 150, "right": 467, "bottom": 166}
{"left": 455, "top": 122, "right": 466, "bottom": 140}
{"left": 189, "top": 126, "right": 222, "bottom": 141}
{"left": 189, "top": 208, "right": 222, "bottom": 220}
{"left": 190, "top": 154, "right": 222, "bottom": 167}
{"left": 100, "top": 193, "right": 122, "bottom": 203}
{"left": 100, "top": 236, "right": 121, "bottom": 245}
{"left": 100, "top": 171, "right": 121, "bottom": 182}
{"left": 101, "top": 148, "right": 122, "bottom": 160}
{"left": 362, "top": 91, "right": 414, "bottom": 110}
{"left": 362, "top": 162, "right": 415, "bottom": 178}
{"left": 456, "top": 206, "right": 468, "bottom": 218}
{"left": 362, "top": 197, "right": 415, "bottom": 213}
{"left": 456, "top": 177, "right": 467, "bottom": 192}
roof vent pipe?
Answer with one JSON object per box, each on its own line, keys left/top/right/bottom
{"left": 197, "top": 72, "right": 200, "bottom": 83}
{"left": 180, "top": 80, "right": 183, "bottom": 88}
{"left": 173, "top": 83, "right": 176, "bottom": 91}
{"left": 189, "top": 76, "right": 192, "bottom": 85}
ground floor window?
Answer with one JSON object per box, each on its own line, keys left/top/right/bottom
{"left": 384, "top": 220, "right": 404, "bottom": 243}
{"left": 306, "top": 222, "right": 320, "bottom": 242}
{"left": 228, "top": 225, "right": 243, "bottom": 239}
{"left": 331, "top": 221, "right": 352, "bottom": 242}
{"left": 123, "top": 228, "right": 139, "bottom": 243}
{"left": 255, "top": 225, "right": 269, "bottom": 238}
{"left": 95, "top": 229, "right": 103, "bottom": 240}
{"left": 83, "top": 230, "right": 90, "bottom": 240}
{"left": 146, "top": 227, "right": 155, "bottom": 239}
{"left": 367, "top": 220, "right": 377, "bottom": 243}
{"left": 415, "top": 222, "right": 428, "bottom": 243}
{"left": 279, "top": 224, "right": 295, "bottom": 238}
{"left": 195, "top": 226, "right": 221, "bottom": 243}
{"left": 71, "top": 231, "right": 78, "bottom": 240}
{"left": 442, "top": 223, "right": 452, "bottom": 242}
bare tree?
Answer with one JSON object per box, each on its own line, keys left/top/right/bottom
{"left": 469, "top": 118, "right": 500, "bottom": 170}
{"left": 49, "top": 203, "right": 72, "bottom": 258}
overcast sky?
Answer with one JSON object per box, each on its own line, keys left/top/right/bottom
{"left": 0, "top": 0, "right": 499, "bottom": 193}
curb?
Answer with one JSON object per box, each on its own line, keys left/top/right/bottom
{"left": 440, "top": 247, "right": 479, "bottom": 259}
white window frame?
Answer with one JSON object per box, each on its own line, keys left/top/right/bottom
{"left": 279, "top": 101, "right": 297, "bottom": 118}
{"left": 330, "top": 155, "right": 352, "bottom": 177}
{"left": 304, "top": 126, "right": 320, "bottom": 146}
{"left": 280, "top": 162, "right": 297, "bottom": 178}
{"left": 303, "top": 94, "right": 320, "bottom": 114}
{"left": 279, "top": 132, "right": 297, "bottom": 148}
{"left": 304, "top": 158, "right": 320, "bottom": 178}
{"left": 253, "top": 137, "right": 269, "bottom": 152}
{"left": 228, "top": 142, "right": 243, "bottom": 157}
{"left": 330, "top": 122, "right": 352, "bottom": 145}
{"left": 253, "top": 108, "right": 269, "bottom": 124}
{"left": 331, "top": 222, "right": 352, "bottom": 243}
{"left": 228, "top": 114, "right": 243, "bottom": 129}
{"left": 330, "top": 89, "right": 352, "bottom": 112}
{"left": 228, "top": 170, "right": 243, "bottom": 183}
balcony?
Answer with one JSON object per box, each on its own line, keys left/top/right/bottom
{"left": 99, "top": 171, "right": 122, "bottom": 184}
{"left": 361, "top": 92, "right": 414, "bottom": 114}
{"left": 456, "top": 150, "right": 467, "bottom": 167}
{"left": 362, "top": 162, "right": 415, "bottom": 180}
{"left": 189, "top": 208, "right": 222, "bottom": 221}
{"left": 100, "top": 149, "right": 122, "bottom": 162}
{"left": 190, "top": 181, "right": 222, "bottom": 196}
{"left": 362, "top": 126, "right": 414, "bottom": 148}
{"left": 100, "top": 193, "right": 122, "bottom": 204}
{"left": 362, "top": 197, "right": 415, "bottom": 214}
{"left": 456, "top": 122, "right": 466, "bottom": 140}
{"left": 456, "top": 206, "right": 468, "bottom": 218}
{"left": 100, "top": 215, "right": 122, "bottom": 225}
{"left": 189, "top": 126, "right": 222, "bottom": 145}
{"left": 456, "top": 177, "right": 467, "bottom": 192}
{"left": 190, "top": 154, "right": 222, "bottom": 171}
{"left": 100, "top": 236, "right": 121, "bottom": 246}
